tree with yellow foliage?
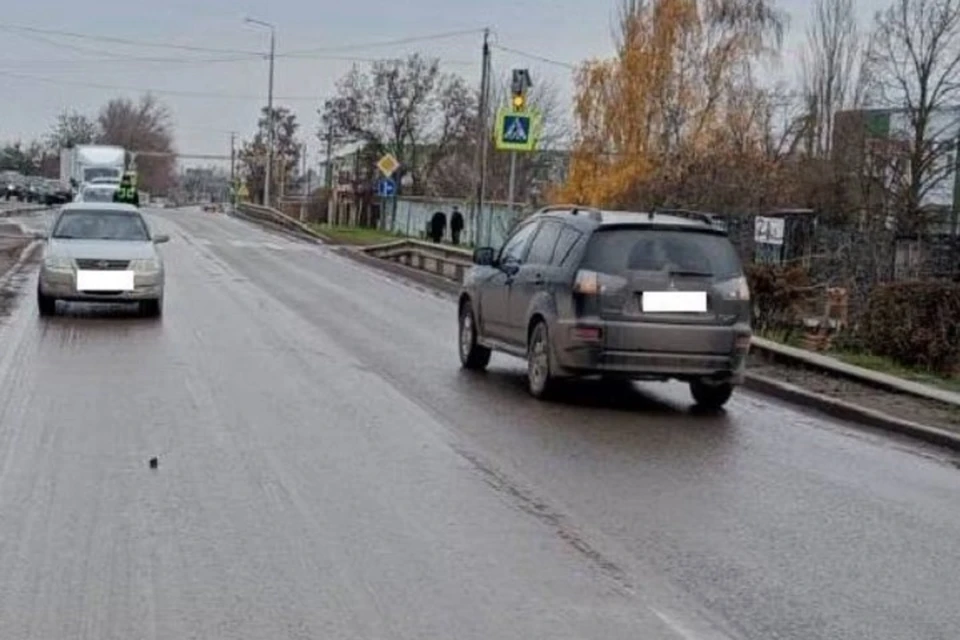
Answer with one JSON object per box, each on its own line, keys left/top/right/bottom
{"left": 558, "top": 0, "right": 785, "bottom": 208}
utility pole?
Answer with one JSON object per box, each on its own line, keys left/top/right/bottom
{"left": 265, "top": 27, "right": 275, "bottom": 208}
{"left": 323, "top": 122, "right": 334, "bottom": 226}
{"left": 245, "top": 17, "right": 275, "bottom": 207}
{"left": 506, "top": 69, "right": 531, "bottom": 214}
{"left": 323, "top": 122, "right": 334, "bottom": 190}
{"left": 230, "top": 131, "right": 236, "bottom": 206}
{"left": 473, "top": 28, "right": 491, "bottom": 246}
{"left": 299, "top": 143, "right": 307, "bottom": 221}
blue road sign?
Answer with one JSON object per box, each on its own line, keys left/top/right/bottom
{"left": 376, "top": 177, "right": 396, "bottom": 197}
{"left": 494, "top": 108, "right": 539, "bottom": 152}
{"left": 502, "top": 114, "right": 531, "bottom": 144}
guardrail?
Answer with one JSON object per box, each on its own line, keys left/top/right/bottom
{"left": 232, "top": 202, "right": 330, "bottom": 242}
{"left": 360, "top": 239, "right": 473, "bottom": 283}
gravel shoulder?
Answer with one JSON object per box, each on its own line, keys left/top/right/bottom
{"left": 748, "top": 352, "right": 960, "bottom": 433}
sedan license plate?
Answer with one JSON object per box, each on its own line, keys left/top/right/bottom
{"left": 642, "top": 291, "right": 707, "bottom": 313}
{"left": 76, "top": 270, "right": 135, "bottom": 292}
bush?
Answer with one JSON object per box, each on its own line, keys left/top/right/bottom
{"left": 745, "top": 263, "right": 812, "bottom": 333}
{"left": 859, "top": 281, "right": 960, "bottom": 375}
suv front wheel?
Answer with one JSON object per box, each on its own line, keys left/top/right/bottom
{"left": 689, "top": 379, "right": 734, "bottom": 409}
{"left": 459, "top": 303, "right": 491, "bottom": 370}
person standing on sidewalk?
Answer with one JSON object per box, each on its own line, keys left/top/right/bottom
{"left": 430, "top": 210, "right": 447, "bottom": 243}
{"left": 450, "top": 206, "right": 464, "bottom": 245}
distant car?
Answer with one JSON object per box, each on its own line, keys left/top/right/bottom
{"left": 457, "top": 206, "right": 752, "bottom": 409}
{"left": 43, "top": 180, "right": 73, "bottom": 206}
{"left": 37, "top": 203, "right": 169, "bottom": 318}
{"left": 4, "top": 181, "right": 25, "bottom": 201}
{"left": 75, "top": 183, "right": 119, "bottom": 203}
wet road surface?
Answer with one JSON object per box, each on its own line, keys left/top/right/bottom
{"left": 1, "top": 207, "right": 958, "bottom": 639}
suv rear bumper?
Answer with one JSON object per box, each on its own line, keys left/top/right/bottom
{"left": 554, "top": 320, "right": 750, "bottom": 383}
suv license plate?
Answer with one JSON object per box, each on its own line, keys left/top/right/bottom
{"left": 641, "top": 291, "right": 707, "bottom": 313}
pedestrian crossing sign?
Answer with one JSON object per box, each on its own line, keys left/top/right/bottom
{"left": 495, "top": 107, "right": 541, "bottom": 152}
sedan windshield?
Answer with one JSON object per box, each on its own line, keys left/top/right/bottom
{"left": 52, "top": 210, "right": 150, "bottom": 241}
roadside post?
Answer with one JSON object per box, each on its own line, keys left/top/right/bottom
{"left": 376, "top": 152, "right": 399, "bottom": 233}
{"left": 494, "top": 68, "right": 540, "bottom": 246}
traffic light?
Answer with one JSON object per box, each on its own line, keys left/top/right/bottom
{"left": 510, "top": 68, "right": 531, "bottom": 112}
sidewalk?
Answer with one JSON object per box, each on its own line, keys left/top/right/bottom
{"left": 751, "top": 337, "right": 960, "bottom": 407}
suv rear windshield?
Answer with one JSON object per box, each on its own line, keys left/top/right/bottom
{"left": 581, "top": 228, "right": 743, "bottom": 280}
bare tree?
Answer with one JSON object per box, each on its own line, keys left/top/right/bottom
{"left": 238, "top": 106, "right": 300, "bottom": 203}
{"left": 47, "top": 111, "right": 99, "bottom": 150}
{"left": 867, "top": 0, "right": 960, "bottom": 233}
{"left": 800, "top": 0, "right": 862, "bottom": 156}
{"left": 97, "top": 94, "right": 176, "bottom": 193}
{"left": 319, "top": 54, "right": 475, "bottom": 197}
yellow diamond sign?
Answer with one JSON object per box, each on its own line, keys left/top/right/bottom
{"left": 376, "top": 153, "right": 400, "bottom": 177}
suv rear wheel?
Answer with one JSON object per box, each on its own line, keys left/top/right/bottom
{"left": 459, "top": 303, "right": 491, "bottom": 370}
{"left": 527, "top": 320, "right": 557, "bottom": 399}
{"left": 689, "top": 379, "right": 733, "bottom": 409}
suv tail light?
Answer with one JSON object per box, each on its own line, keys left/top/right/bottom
{"left": 717, "top": 275, "right": 750, "bottom": 300}
{"left": 573, "top": 270, "right": 600, "bottom": 295}
{"left": 573, "top": 270, "right": 627, "bottom": 295}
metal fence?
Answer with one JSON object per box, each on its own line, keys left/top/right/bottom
{"left": 384, "top": 197, "right": 523, "bottom": 248}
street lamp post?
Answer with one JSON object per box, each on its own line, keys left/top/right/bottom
{"left": 244, "top": 17, "right": 275, "bottom": 207}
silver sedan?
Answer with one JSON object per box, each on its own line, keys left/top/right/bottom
{"left": 36, "top": 203, "right": 169, "bottom": 317}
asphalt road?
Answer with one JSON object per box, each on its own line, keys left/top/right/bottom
{"left": 1, "top": 207, "right": 958, "bottom": 639}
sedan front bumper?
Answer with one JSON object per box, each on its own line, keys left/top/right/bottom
{"left": 39, "top": 267, "right": 163, "bottom": 302}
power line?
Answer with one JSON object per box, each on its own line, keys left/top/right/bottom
{"left": 0, "top": 22, "right": 486, "bottom": 61}
{"left": 0, "top": 23, "right": 261, "bottom": 55}
{"left": 280, "top": 28, "right": 486, "bottom": 56}
{"left": 6, "top": 29, "right": 255, "bottom": 64}
{"left": 1, "top": 53, "right": 471, "bottom": 68}
{"left": 490, "top": 44, "right": 577, "bottom": 70}
{"left": 0, "top": 69, "right": 323, "bottom": 101}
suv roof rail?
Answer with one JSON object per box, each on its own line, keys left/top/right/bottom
{"left": 536, "top": 204, "right": 603, "bottom": 220}
{"left": 649, "top": 207, "right": 719, "bottom": 226}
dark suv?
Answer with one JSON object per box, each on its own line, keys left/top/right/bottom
{"left": 457, "top": 205, "right": 752, "bottom": 408}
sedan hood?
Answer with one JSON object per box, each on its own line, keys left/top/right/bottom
{"left": 46, "top": 239, "right": 157, "bottom": 261}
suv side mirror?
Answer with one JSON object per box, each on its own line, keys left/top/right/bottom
{"left": 153, "top": 234, "right": 170, "bottom": 244}
{"left": 472, "top": 247, "right": 495, "bottom": 266}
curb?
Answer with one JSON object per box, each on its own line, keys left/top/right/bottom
{"left": 743, "top": 373, "right": 960, "bottom": 451}
{"left": 0, "top": 240, "right": 42, "bottom": 289}
{"left": 342, "top": 248, "right": 960, "bottom": 451}
{"left": 748, "top": 339, "right": 960, "bottom": 406}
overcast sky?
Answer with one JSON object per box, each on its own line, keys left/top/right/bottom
{"left": 0, "top": 0, "right": 881, "bottom": 170}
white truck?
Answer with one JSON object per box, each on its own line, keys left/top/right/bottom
{"left": 59, "top": 145, "right": 126, "bottom": 191}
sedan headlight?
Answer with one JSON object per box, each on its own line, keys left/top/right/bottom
{"left": 130, "top": 258, "right": 161, "bottom": 273}
{"left": 43, "top": 256, "right": 73, "bottom": 270}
